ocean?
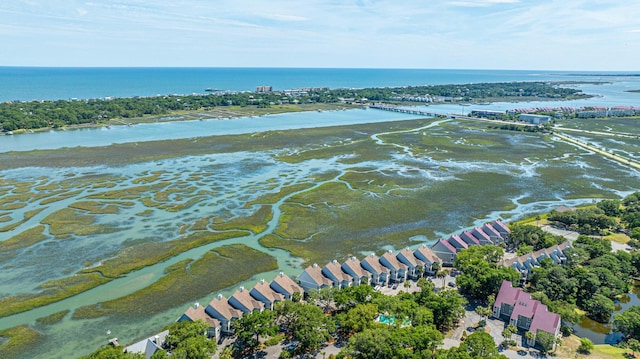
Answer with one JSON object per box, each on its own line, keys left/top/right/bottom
{"left": 0, "top": 67, "right": 629, "bottom": 102}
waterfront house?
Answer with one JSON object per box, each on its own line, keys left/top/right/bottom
{"left": 413, "top": 245, "right": 441, "bottom": 274}
{"left": 380, "top": 250, "right": 408, "bottom": 283}
{"left": 229, "top": 286, "right": 265, "bottom": 313}
{"left": 205, "top": 294, "right": 243, "bottom": 334}
{"left": 447, "top": 235, "right": 469, "bottom": 251}
{"left": 396, "top": 247, "right": 421, "bottom": 279}
{"left": 493, "top": 281, "right": 560, "bottom": 348}
{"left": 471, "top": 227, "right": 493, "bottom": 245}
{"left": 481, "top": 223, "right": 504, "bottom": 243}
{"left": 270, "top": 272, "right": 304, "bottom": 300}
{"left": 178, "top": 302, "right": 221, "bottom": 340}
{"left": 341, "top": 256, "right": 370, "bottom": 286}
{"left": 459, "top": 231, "right": 481, "bottom": 246}
{"left": 298, "top": 263, "right": 333, "bottom": 292}
{"left": 431, "top": 239, "right": 458, "bottom": 266}
{"left": 492, "top": 220, "right": 510, "bottom": 238}
{"left": 322, "top": 260, "right": 352, "bottom": 288}
{"left": 360, "top": 254, "right": 389, "bottom": 286}
{"left": 124, "top": 330, "right": 169, "bottom": 359}
{"left": 250, "top": 279, "right": 285, "bottom": 310}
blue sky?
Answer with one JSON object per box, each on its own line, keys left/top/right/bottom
{"left": 1, "top": 0, "right": 639, "bottom": 70}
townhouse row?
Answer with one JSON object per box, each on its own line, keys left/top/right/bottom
{"left": 176, "top": 220, "right": 510, "bottom": 342}
{"left": 298, "top": 220, "right": 511, "bottom": 292}
{"left": 178, "top": 271, "right": 304, "bottom": 340}
{"left": 503, "top": 241, "right": 571, "bottom": 277}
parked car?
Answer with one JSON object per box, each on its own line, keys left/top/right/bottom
{"left": 447, "top": 281, "right": 456, "bottom": 287}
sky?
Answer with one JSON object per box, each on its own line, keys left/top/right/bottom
{"left": 1, "top": 0, "right": 639, "bottom": 70}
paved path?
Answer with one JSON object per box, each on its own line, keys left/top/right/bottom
{"left": 553, "top": 132, "right": 640, "bottom": 170}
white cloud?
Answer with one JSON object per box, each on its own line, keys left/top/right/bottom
{"left": 448, "top": 0, "right": 519, "bottom": 7}
{"left": 0, "top": 0, "right": 638, "bottom": 69}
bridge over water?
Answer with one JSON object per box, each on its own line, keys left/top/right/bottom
{"left": 369, "top": 104, "right": 445, "bottom": 118}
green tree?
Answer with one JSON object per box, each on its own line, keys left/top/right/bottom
{"left": 459, "top": 331, "right": 502, "bottom": 358}
{"left": 437, "top": 269, "right": 450, "bottom": 287}
{"left": 342, "top": 303, "right": 379, "bottom": 334}
{"left": 340, "top": 325, "right": 443, "bottom": 359}
{"left": 403, "top": 280, "right": 412, "bottom": 290}
{"left": 524, "top": 331, "right": 536, "bottom": 350}
{"left": 308, "top": 286, "right": 338, "bottom": 313}
{"left": 275, "top": 301, "right": 335, "bottom": 353}
{"left": 171, "top": 335, "right": 216, "bottom": 359}
{"left": 597, "top": 199, "right": 621, "bottom": 217}
{"left": 417, "top": 276, "right": 433, "bottom": 292}
{"left": 535, "top": 330, "right": 555, "bottom": 354}
{"left": 217, "top": 347, "right": 233, "bottom": 359}
{"left": 578, "top": 337, "right": 594, "bottom": 354}
{"left": 163, "top": 320, "right": 216, "bottom": 359}
{"left": 475, "top": 306, "right": 492, "bottom": 320}
{"left": 334, "top": 284, "right": 379, "bottom": 310}
{"left": 81, "top": 346, "right": 145, "bottom": 359}
{"left": 232, "top": 310, "right": 278, "bottom": 354}
{"left": 583, "top": 294, "right": 615, "bottom": 323}
{"left": 627, "top": 338, "right": 640, "bottom": 357}
{"left": 418, "top": 288, "right": 467, "bottom": 331}
{"left": 455, "top": 245, "right": 520, "bottom": 300}
{"left": 614, "top": 306, "right": 640, "bottom": 340}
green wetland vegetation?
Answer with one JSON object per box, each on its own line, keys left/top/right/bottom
{"left": 0, "top": 111, "right": 639, "bottom": 358}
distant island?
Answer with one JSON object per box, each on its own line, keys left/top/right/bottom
{"left": 0, "top": 81, "right": 590, "bottom": 133}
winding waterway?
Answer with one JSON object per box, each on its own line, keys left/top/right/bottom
{"left": 1, "top": 74, "right": 639, "bottom": 358}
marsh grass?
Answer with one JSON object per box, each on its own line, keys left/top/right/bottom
{"left": 39, "top": 190, "right": 84, "bottom": 205}
{"left": 210, "top": 205, "right": 273, "bottom": 234}
{"left": 2, "top": 116, "right": 638, "bottom": 321}
{"left": 0, "top": 228, "right": 247, "bottom": 318}
{"left": 136, "top": 209, "right": 154, "bottom": 217}
{"left": 68, "top": 201, "right": 122, "bottom": 214}
{"left": 35, "top": 310, "right": 70, "bottom": 326}
{"left": 40, "top": 208, "right": 119, "bottom": 237}
{"left": 0, "top": 225, "right": 47, "bottom": 251}
{"left": 0, "top": 326, "right": 42, "bottom": 359}
{"left": 0, "top": 208, "right": 45, "bottom": 233}
{"left": 87, "top": 182, "right": 171, "bottom": 200}
{"left": 246, "top": 183, "right": 316, "bottom": 206}
{"left": 0, "top": 273, "right": 110, "bottom": 317}
{"left": 560, "top": 117, "right": 640, "bottom": 134}
{"left": 0, "top": 119, "right": 426, "bottom": 170}
{"left": 72, "top": 244, "right": 277, "bottom": 319}
{"left": 79, "top": 229, "right": 248, "bottom": 278}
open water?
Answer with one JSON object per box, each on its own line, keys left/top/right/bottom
{"left": 1, "top": 67, "right": 638, "bottom": 102}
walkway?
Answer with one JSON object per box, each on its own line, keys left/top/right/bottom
{"left": 552, "top": 132, "right": 640, "bottom": 171}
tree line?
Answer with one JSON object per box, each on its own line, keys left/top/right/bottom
{"left": 1, "top": 82, "right": 585, "bottom": 132}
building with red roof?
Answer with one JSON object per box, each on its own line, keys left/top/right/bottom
{"left": 493, "top": 281, "right": 560, "bottom": 348}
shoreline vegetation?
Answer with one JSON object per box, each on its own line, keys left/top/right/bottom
{"left": 0, "top": 114, "right": 637, "bottom": 319}
{"left": 0, "top": 81, "right": 590, "bottom": 133}
{"left": 0, "top": 88, "right": 638, "bottom": 358}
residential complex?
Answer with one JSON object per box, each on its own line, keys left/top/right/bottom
{"left": 493, "top": 280, "right": 561, "bottom": 348}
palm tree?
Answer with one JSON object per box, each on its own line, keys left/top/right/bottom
{"left": 431, "top": 262, "right": 441, "bottom": 275}
{"left": 525, "top": 331, "right": 536, "bottom": 351}
{"left": 436, "top": 269, "right": 450, "bottom": 287}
